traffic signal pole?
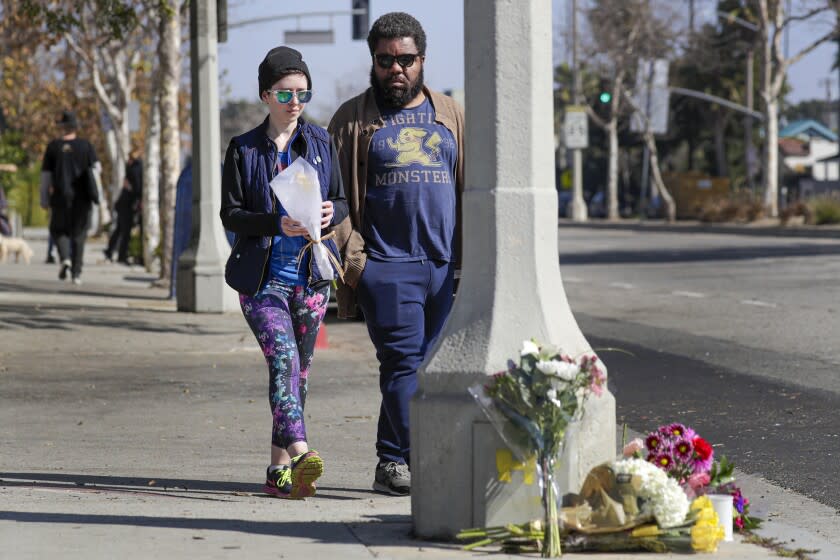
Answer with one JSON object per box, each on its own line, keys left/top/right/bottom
{"left": 569, "top": 0, "right": 587, "bottom": 221}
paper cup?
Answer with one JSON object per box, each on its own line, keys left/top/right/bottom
{"left": 709, "top": 494, "right": 734, "bottom": 542}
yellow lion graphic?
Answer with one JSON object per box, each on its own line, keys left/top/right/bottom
{"left": 386, "top": 127, "right": 442, "bottom": 167}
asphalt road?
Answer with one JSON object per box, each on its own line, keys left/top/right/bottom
{"left": 557, "top": 226, "right": 840, "bottom": 513}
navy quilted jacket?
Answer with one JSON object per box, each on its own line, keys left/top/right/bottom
{"left": 220, "top": 116, "right": 347, "bottom": 294}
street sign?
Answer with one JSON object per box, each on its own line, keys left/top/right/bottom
{"left": 128, "top": 100, "right": 140, "bottom": 133}
{"left": 564, "top": 106, "right": 588, "bottom": 149}
{"left": 284, "top": 29, "right": 335, "bottom": 44}
{"left": 631, "top": 59, "right": 669, "bottom": 134}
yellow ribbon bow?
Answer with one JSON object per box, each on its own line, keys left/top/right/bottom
{"left": 495, "top": 449, "right": 536, "bottom": 485}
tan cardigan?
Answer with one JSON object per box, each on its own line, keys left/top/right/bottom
{"left": 328, "top": 86, "right": 465, "bottom": 319}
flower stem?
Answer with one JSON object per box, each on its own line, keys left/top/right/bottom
{"left": 541, "top": 455, "right": 562, "bottom": 557}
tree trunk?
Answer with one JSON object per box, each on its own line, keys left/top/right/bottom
{"left": 713, "top": 113, "right": 729, "bottom": 178}
{"left": 67, "top": 35, "right": 136, "bottom": 235}
{"left": 607, "top": 117, "right": 619, "bottom": 219}
{"left": 100, "top": 112, "right": 130, "bottom": 234}
{"left": 157, "top": 3, "right": 182, "bottom": 283}
{"left": 763, "top": 99, "right": 779, "bottom": 216}
{"left": 644, "top": 130, "right": 676, "bottom": 222}
{"left": 143, "top": 89, "right": 161, "bottom": 273}
{"left": 606, "top": 78, "right": 623, "bottom": 220}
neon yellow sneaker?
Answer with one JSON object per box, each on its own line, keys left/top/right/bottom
{"left": 290, "top": 450, "right": 323, "bottom": 499}
{"left": 264, "top": 465, "right": 293, "bottom": 498}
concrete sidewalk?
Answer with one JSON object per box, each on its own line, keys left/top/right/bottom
{"left": 0, "top": 234, "right": 831, "bottom": 559}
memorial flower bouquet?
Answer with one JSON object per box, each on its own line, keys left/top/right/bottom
{"left": 561, "top": 495, "right": 725, "bottom": 554}
{"left": 623, "top": 423, "right": 761, "bottom": 532}
{"left": 466, "top": 339, "right": 606, "bottom": 557}
{"left": 458, "top": 464, "right": 726, "bottom": 555}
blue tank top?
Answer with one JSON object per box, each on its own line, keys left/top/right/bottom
{"left": 269, "top": 131, "right": 308, "bottom": 285}
{"left": 364, "top": 98, "right": 457, "bottom": 262}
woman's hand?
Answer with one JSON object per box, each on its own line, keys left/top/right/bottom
{"left": 320, "top": 201, "right": 334, "bottom": 229}
{"left": 281, "top": 215, "right": 309, "bottom": 237}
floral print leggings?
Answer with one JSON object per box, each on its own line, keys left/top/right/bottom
{"left": 240, "top": 279, "right": 329, "bottom": 449}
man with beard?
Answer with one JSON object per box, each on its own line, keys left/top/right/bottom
{"left": 329, "top": 12, "right": 464, "bottom": 496}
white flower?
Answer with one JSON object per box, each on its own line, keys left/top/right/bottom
{"left": 613, "top": 458, "right": 689, "bottom": 528}
{"left": 520, "top": 340, "right": 540, "bottom": 357}
{"left": 536, "top": 359, "right": 580, "bottom": 381}
{"left": 546, "top": 388, "right": 563, "bottom": 407}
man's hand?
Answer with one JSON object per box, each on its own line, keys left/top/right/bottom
{"left": 281, "top": 215, "right": 309, "bottom": 237}
{"left": 320, "top": 200, "right": 334, "bottom": 229}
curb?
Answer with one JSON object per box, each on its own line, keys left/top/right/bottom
{"left": 558, "top": 219, "right": 840, "bottom": 240}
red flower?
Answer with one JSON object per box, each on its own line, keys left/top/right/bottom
{"left": 693, "top": 437, "right": 713, "bottom": 461}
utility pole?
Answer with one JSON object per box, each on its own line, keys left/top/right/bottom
{"left": 639, "top": 60, "right": 654, "bottom": 217}
{"left": 177, "top": 0, "right": 237, "bottom": 312}
{"left": 835, "top": 37, "right": 840, "bottom": 133}
{"left": 745, "top": 49, "right": 755, "bottom": 193}
{"left": 784, "top": 0, "right": 791, "bottom": 58}
{"left": 569, "top": 0, "right": 587, "bottom": 221}
{"left": 689, "top": 0, "right": 695, "bottom": 34}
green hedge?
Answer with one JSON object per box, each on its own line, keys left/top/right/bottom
{"left": 809, "top": 197, "right": 840, "bottom": 225}
{"left": 4, "top": 164, "right": 49, "bottom": 227}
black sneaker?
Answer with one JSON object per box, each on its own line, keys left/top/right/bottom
{"left": 373, "top": 461, "right": 410, "bottom": 496}
{"left": 59, "top": 260, "right": 71, "bottom": 280}
{"left": 45, "top": 255, "right": 56, "bottom": 264}
{"left": 263, "top": 465, "right": 293, "bottom": 498}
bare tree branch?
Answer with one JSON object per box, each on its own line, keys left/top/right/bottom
{"left": 584, "top": 105, "right": 608, "bottom": 129}
{"left": 779, "top": 6, "right": 833, "bottom": 30}
{"left": 622, "top": 88, "right": 676, "bottom": 222}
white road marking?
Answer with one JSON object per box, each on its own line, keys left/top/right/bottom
{"left": 563, "top": 276, "right": 584, "bottom": 283}
{"left": 740, "top": 299, "right": 778, "bottom": 308}
{"left": 609, "top": 282, "right": 635, "bottom": 289}
{"left": 672, "top": 291, "right": 706, "bottom": 298}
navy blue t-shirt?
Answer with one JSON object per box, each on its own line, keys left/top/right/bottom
{"left": 364, "top": 98, "right": 457, "bottom": 262}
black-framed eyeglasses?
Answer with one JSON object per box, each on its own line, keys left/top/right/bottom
{"left": 267, "top": 89, "right": 313, "bottom": 104}
{"left": 374, "top": 53, "right": 420, "bottom": 70}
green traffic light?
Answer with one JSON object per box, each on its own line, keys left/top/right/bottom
{"left": 599, "top": 92, "right": 612, "bottom": 103}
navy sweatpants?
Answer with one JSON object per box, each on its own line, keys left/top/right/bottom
{"left": 356, "top": 258, "right": 455, "bottom": 466}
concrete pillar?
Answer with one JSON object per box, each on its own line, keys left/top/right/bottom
{"left": 410, "top": 0, "right": 615, "bottom": 539}
{"left": 178, "top": 0, "right": 238, "bottom": 312}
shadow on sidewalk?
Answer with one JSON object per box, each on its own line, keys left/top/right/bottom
{"left": 0, "top": 279, "right": 167, "bottom": 302}
{"left": 0, "top": 303, "right": 240, "bottom": 334}
{"left": 0, "top": 511, "right": 416, "bottom": 544}
{"left": 1, "top": 472, "right": 370, "bottom": 502}
{"left": 0, "top": 474, "right": 451, "bottom": 550}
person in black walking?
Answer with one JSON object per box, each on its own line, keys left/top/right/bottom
{"left": 40, "top": 110, "right": 100, "bottom": 285}
{"left": 105, "top": 147, "right": 142, "bottom": 264}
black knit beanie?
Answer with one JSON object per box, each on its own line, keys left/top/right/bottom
{"left": 258, "top": 46, "right": 312, "bottom": 97}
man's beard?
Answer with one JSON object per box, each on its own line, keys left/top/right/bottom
{"left": 370, "top": 66, "right": 424, "bottom": 108}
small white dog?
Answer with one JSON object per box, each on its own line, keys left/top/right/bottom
{"left": 0, "top": 236, "right": 34, "bottom": 264}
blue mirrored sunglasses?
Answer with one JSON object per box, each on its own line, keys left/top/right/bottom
{"left": 267, "top": 89, "right": 312, "bottom": 104}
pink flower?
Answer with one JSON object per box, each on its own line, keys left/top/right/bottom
{"left": 674, "top": 438, "right": 694, "bottom": 461}
{"left": 653, "top": 453, "right": 673, "bottom": 470}
{"left": 687, "top": 472, "right": 710, "bottom": 493}
{"left": 588, "top": 364, "right": 606, "bottom": 396}
{"left": 622, "top": 438, "right": 644, "bottom": 458}
{"left": 645, "top": 433, "right": 663, "bottom": 452}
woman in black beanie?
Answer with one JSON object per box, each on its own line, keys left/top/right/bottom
{"left": 221, "top": 46, "right": 348, "bottom": 499}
